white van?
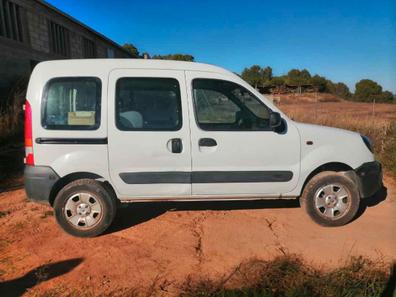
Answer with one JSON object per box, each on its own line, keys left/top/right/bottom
{"left": 24, "top": 59, "right": 382, "bottom": 237}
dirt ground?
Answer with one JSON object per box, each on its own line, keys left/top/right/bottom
{"left": 0, "top": 174, "right": 395, "bottom": 296}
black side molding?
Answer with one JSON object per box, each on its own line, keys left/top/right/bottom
{"left": 120, "top": 172, "right": 191, "bottom": 184}
{"left": 192, "top": 171, "right": 293, "bottom": 183}
{"left": 36, "top": 138, "right": 108, "bottom": 145}
{"left": 119, "top": 171, "right": 293, "bottom": 184}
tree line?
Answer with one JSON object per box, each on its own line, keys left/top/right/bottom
{"left": 122, "top": 43, "right": 394, "bottom": 103}
{"left": 122, "top": 43, "right": 195, "bottom": 62}
{"left": 241, "top": 65, "right": 395, "bottom": 103}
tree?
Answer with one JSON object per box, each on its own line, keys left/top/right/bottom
{"left": 300, "top": 69, "right": 311, "bottom": 80}
{"left": 286, "top": 69, "right": 311, "bottom": 93}
{"left": 354, "top": 79, "right": 382, "bottom": 102}
{"left": 324, "top": 80, "right": 336, "bottom": 94}
{"left": 122, "top": 43, "right": 140, "bottom": 58}
{"left": 241, "top": 65, "right": 273, "bottom": 88}
{"left": 241, "top": 65, "right": 263, "bottom": 88}
{"left": 375, "top": 90, "right": 395, "bottom": 103}
{"left": 141, "top": 52, "right": 151, "bottom": 59}
{"left": 152, "top": 54, "right": 194, "bottom": 61}
{"left": 270, "top": 76, "right": 286, "bottom": 93}
{"left": 310, "top": 75, "right": 327, "bottom": 92}
{"left": 334, "top": 82, "right": 351, "bottom": 99}
{"left": 238, "top": 65, "right": 395, "bottom": 103}
{"left": 262, "top": 66, "right": 273, "bottom": 82}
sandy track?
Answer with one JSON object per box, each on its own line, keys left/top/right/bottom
{"left": 0, "top": 176, "right": 395, "bottom": 296}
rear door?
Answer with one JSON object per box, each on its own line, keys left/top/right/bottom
{"left": 107, "top": 69, "right": 192, "bottom": 199}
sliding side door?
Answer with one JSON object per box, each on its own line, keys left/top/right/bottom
{"left": 108, "top": 69, "right": 192, "bottom": 199}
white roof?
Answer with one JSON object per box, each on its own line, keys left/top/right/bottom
{"left": 36, "top": 59, "right": 233, "bottom": 76}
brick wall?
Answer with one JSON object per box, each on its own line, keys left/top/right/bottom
{"left": 26, "top": 10, "right": 50, "bottom": 53}
{"left": 70, "top": 33, "right": 83, "bottom": 58}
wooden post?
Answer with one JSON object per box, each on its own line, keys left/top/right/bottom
{"left": 372, "top": 98, "right": 376, "bottom": 128}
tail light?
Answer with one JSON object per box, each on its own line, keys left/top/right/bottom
{"left": 24, "top": 99, "right": 35, "bottom": 165}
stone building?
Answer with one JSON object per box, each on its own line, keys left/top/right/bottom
{"left": 0, "top": 0, "right": 131, "bottom": 106}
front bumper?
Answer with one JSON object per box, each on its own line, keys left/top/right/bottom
{"left": 347, "top": 161, "right": 383, "bottom": 198}
{"left": 24, "top": 165, "right": 59, "bottom": 204}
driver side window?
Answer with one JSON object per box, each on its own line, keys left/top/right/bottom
{"left": 192, "top": 79, "right": 270, "bottom": 131}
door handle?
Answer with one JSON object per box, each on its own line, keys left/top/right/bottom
{"left": 199, "top": 138, "right": 217, "bottom": 147}
{"left": 171, "top": 138, "right": 183, "bottom": 153}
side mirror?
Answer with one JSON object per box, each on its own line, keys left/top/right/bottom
{"left": 269, "top": 112, "right": 282, "bottom": 129}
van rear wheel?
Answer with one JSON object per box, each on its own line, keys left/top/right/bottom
{"left": 53, "top": 179, "right": 117, "bottom": 237}
{"left": 300, "top": 171, "right": 360, "bottom": 227}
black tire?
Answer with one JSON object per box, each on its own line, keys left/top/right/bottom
{"left": 300, "top": 171, "right": 360, "bottom": 227}
{"left": 53, "top": 179, "right": 117, "bottom": 237}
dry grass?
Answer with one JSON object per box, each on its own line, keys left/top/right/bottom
{"left": 180, "top": 255, "right": 392, "bottom": 297}
{"left": 269, "top": 92, "right": 343, "bottom": 104}
{"left": 281, "top": 101, "right": 396, "bottom": 177}
{"left": 285, "top": 107, "right": 392, "bottom": 152}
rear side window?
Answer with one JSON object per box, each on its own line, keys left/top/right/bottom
{"left": 115, "top": 78, "right": 182, "bottom": 131}
{"left": 42, "top": 77, "right": 101, "bottom": 130}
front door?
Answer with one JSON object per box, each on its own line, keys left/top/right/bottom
{"left": 108, "top": 69, "right": 191, "bottom": 199}
{"left": 186, "top": 71, "right": 300, "bottom": 197}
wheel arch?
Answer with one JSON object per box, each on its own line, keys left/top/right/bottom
{"left": 49, "top": 172, "right": 117, "bottom": 206}
{"left": 300, "top": 162, "right": 353, "bottom": 196}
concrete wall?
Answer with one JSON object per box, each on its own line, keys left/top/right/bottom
{"left": 0, "top": 0, "right": 130, "bottom": 106}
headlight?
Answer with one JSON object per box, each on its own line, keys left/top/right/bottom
{"left": 361, "top": 135, "right": 373, "bottom": 153}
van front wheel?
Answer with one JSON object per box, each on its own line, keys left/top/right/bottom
{"left": 300, "top": 172, "right": 360, "bottom": 227}
{"left": 53, "top": 179, "right": 117, "bottom": 237}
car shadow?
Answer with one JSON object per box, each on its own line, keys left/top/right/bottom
{"left": 107, "top": 184, "right": 389, "bottom": 234}
{"left": 106, "top": 198, "right": 300, "bottom": 234}
{"left": 0, "top": 258, "right": 83, "bottom": 297}
{"left": 354, "top": 185, "right": 388, "bottom": 221}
